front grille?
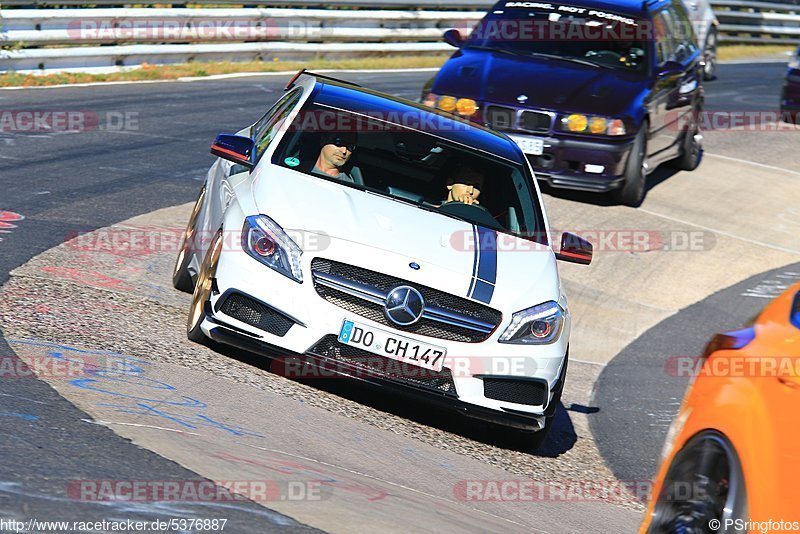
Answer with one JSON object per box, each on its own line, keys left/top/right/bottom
{"left": 520, "top": 110, "right": 552, "bottom": 132}
{"left": 311, "top": 258, "right": 501, "bottom": 343}
{"left": 307, "top": 335, "right": 457, "bottom": 395}
{"left": 218, "top": 293, "right": 294, "bottom": 337}
{"left": 485, "top": 105, "right": 516, "bottom": 130}
{"left": 483, "top": 378, "right": 547, "bottom": 406}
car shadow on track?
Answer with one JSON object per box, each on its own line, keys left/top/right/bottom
{"left": 213, "top": 342, "right": 578, "bottom": 457}
{"left": 539, "top": 166, "right": 680, "bottom": 206}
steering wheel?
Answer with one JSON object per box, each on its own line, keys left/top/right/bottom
{"left": 437, "top": 202, "right": 504, "bottom": 231}
{"left": 585, "top": 50, "right": 623, "bottom": 61}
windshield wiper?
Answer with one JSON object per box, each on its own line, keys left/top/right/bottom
{"left": 465, "top": 46, "right": 622, "bottom": 70}
{"left": 527, "top": 52, "right": 617, "bottom": 70}
{"left": 463, "top": 44, "right": 529, "bottom": 57}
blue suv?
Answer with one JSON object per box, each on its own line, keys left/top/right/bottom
{"left": 422, "top": 0, "right": 704, "bottom": 206}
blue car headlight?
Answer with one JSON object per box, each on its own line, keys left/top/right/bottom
{"left": 241, "top": 215, "right": 303, "bottom": 283}
{"left": 499, "top": 301, "right": 564, "bottom": 344}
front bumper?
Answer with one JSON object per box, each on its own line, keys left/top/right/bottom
{"left": 206, "top": 322, "right": 554, "bottom": 431}
{"left": 199, "top": 243, "right": 569, "bottom": 426}
{"left": 511, "top": 132, "right": 635, "bottom": 192}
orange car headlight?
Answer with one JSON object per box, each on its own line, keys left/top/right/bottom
{"left": 437, "top": 95, "right": 457, "bottom": 113}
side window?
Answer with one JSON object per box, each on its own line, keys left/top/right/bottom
{"left": 253, "top": 88, "right": 302, "bottom": 160}
{"left": 652, "top": 11, "right": 674, "bottom": 65}
{"left": 668, "top": 1, "right": 699, "bottom": 61}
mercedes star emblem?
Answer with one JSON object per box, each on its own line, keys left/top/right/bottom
{"left": 384, "top": 286, "right": 425, "bottom": 326}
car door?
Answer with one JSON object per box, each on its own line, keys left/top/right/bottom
{"left": 647, "top": 2, "right": 701, "bottom": 160}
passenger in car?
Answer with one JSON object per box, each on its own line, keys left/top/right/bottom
{"left": 442, "top": 165, "right": 485, "bottom": 207}
{"left": 312, "top": 132, "right": 361, "bottom": 184}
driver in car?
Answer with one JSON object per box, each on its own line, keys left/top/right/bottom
{"left": 312, "top": 131, "right": 359, "bottom": 183}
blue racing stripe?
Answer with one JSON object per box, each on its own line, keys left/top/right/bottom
{"left": 467, "top": 226, "right": 497, "bottom": 304}
{"left": 475, "top": 227, "right": 497, "bottom": 285}
{"left": 472, "top": 279, "right": 495, "bottom": 304}
{"left": 466, "top": 225, "right": 479, "bottom": 297}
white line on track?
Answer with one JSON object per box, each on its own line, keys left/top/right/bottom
{"left": 571, "top": 358, "right": 607, "bottom": 367}
{"left": 637, "top": 206, "right": 800, "bottom": 255}
{"left": 704, "top": 152, "right": 800, "bottom": 178}
{"left": 236, "top": 441, "right": 548, "bottom": 532}
{"left": 83, "top": 419, "right": 202, "bottom": 435}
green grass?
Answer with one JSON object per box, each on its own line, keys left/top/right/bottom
{"left": 717, "top": 44, "right": 795, "bottom": 61}
{"left": 0, "top": 55, "right": 452, "bottom": 88}
{"left": 1, "top": 44, "right": 792, "bottom": 88}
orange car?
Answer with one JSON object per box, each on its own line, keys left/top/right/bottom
{"left": 641, "top": 282, "right": 800, "bottom": 532}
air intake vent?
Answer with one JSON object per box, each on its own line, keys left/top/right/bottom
{"left": 218, "top": 293, "right": 294, "bottom": 337}
{"left": 483, "top": 378, "right": 547, "bottom": 406}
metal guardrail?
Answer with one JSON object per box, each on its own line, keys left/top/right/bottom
{"left": 714, "top": 0, "right": 800, "bottom": 43}
{"left": 1, "top": 1, "right": 797, "bottom": 74}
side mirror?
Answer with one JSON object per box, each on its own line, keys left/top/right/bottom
{"left": 658, "top": 61, "right": 684, "bottom": 79}
{"left": 555, "top": 232, "right": 592, "bottom": 265}
{"left": 443, "top": 29, "right": 463, "bottom": 48}
{"left": 210, "top": 134, "right": 255, "bottom": 170}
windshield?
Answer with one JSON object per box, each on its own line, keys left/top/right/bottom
{"left": 271, "top": 102, "right": 546, "bottom": 243}
{"left": 465, "top": 5, "right": 650, "bottom": 73}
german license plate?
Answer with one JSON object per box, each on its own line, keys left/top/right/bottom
{"left": 508, "top": 134, "right": 544, "bottom": 155}
{"left": 338, "top": 319, "right": 446, "bottom": 372}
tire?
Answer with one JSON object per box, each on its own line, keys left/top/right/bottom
{"left": 703, "top": 29, "right": 718, "bottom": 81}
{"left": 671, "top": 109, "right": 703, "bottom": 171}
{"left": 648, "top": 431, "right": 746, "bottom": 533}
{"left": 187, "top": 229, "right": 223, "bottom": 345}
{"left": 172, "top": 185, "right": 206, "bottom": 293}
{"left": 612, "top": 123, "right": 648, "bottom": 207}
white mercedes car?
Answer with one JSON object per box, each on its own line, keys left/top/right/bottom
{"left": 683, "top": 0, "right": 719, "bottom": 80}
{"left": 173, "top": 70, "right": 592, "bottom": 448}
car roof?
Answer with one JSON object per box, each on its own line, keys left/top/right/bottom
{"left": 491, "top": 0, "right": 669, "bottom": 18}
{"left": 304, "top": 76, "right": 525, "bottom": 165}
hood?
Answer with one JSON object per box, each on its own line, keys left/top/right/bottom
{"left": 433, "top": 48, "right": 650, "bottom": 118}
{"left": 251, "top": 168, "right": 560, "bottom": 309}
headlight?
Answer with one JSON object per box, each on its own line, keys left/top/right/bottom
{"left": 456, "top": 98, "right": 478, "bottom": 116}
{"left": 498, "top": 301, "right": 564, "bottom": 344}
{"left": 438, "top": 95, "right": 458, "bottom": 112}
{"left": 423, "top": 93, "right": 479, "bottom": 117}
{"left": 558, "top": 114, "right": 626, "bottom": 136}
{"left": 241, "top": 215, "right": 303, "bottom": 283}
